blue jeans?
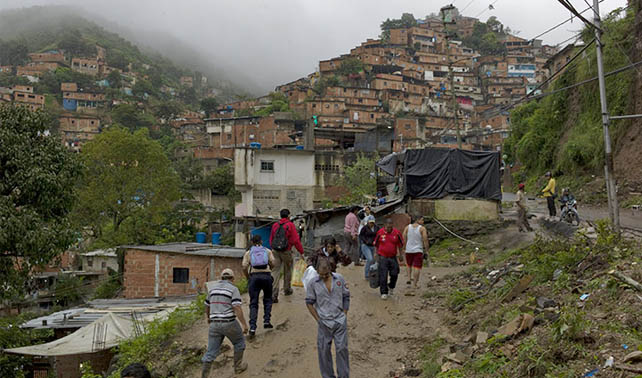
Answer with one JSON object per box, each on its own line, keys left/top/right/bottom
{"left": 202, "top": 320, "right": 245, "bottom": 363}
{"left": 361, "top": 244, "right": 374, "bottom": 279}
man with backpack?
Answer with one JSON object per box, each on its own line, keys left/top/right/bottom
{"left": 269, "top": 208, "right": 304, "bottom": 303}
{"left": 242, "top": 234, "right": 275, "bottom": 337}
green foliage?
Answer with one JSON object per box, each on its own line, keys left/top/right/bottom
{"left": 54, "top": 274, "right": 87, "bottom": 307}
{"left": 336, "top": 57, "right": 364, "bottom": 76}
{"left": 0, "top": 104, "right": 82, "bottom": 301}
{"left": 420, "top": 338, "right": 446, "bottom": 377}
{"left": 200, "top": 97, "right": 219, "bottom": 117}
{"left": 108, "top": 296, "right": 204, "bottom": 377}
{"left": 110, "top": 104, "right": 155, "bottom": 131}
{"left": 461, "top": 20, "right": 507, "bottom": 55}
{"left": 73, "top": 127, "right": 181, "bottom": 246}
{"left": 254, "top": 92, "right": 290, "bottom": 117}
{"left": 447, "top": 288, "right": 476, "bottom": 309}
{"left": 92, "top": 269, "right": 122, "bottom": 299}
{"left": 380, "top": 13, "right": 417, "bottom": 41}
{"left": 551, "top": 306, "right": 591, "bottom": 342}
{"left": 504, "top": 8, "right": 634, "bottom": 181}
{"left": 155, "top": 101, "right": 185, "bottom": 121}
{"left": 0, "top": 39, "right": 29, "bottom": 65}
{"left": 80, "top": 361, "right": 102, "bottom": 378}
{"left": 0, "top": 314, "right": 54, "bottom": 378}
{"left": 235, "top": 278, "right": 248, "bottom": 295}
{"left": 34, "top": 67, "right": 97, "bottom": 95}
{"left": 334, "top": 154, "right": 377, "bottom": 205}
{"left": 312, "top": 75, "right": 342, "bottom": 97}
{"left": 106, "top": 70, "right": 122, "bottom": 89}
{"left": 58, "top": 30, "right": 96, "bottom": 56}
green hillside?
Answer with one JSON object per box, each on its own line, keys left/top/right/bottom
{"left": 503, "top": 6, "right": 635, "bottom": 200}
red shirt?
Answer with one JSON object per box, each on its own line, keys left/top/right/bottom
{"left": 374, "top": 228, "right": 404, "bottom": 258}
{"left": 269, "top": 218, "right": 304, "bottom": 255}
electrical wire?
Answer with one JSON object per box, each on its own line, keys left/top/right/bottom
{"left": 557, "top": 0, "right": 600, "bottom": 30}
{"left": 460, "top": 0, "right": 476, "bottom": 13}
{"left": 528, "top": 0, "right": 606, "bottom": 42}
{"left": 474, "top": 0, "right": 500, "bottom": 19}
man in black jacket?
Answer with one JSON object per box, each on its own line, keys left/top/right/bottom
{"left": 359, "top": 215, "right": 379, "bottom": 280}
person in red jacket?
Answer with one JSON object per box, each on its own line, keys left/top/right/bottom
{"left": 269, "top": 208, "right": 304, "bottom": 303}
{"left": 374, "top": 218, "right": 404, "bottom": 300}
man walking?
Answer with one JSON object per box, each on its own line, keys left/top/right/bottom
{"left": 201, "top": 269, "right": 248, "bottom": 377}
{"left": 402, "top": 216, "right": 429, "bottom": 294}
{"left": 343, "top": 206, "right": 361, "bottom": 266}
{"left": 516, "top": 183, "right": 533, "bottom": 232}
{"left": 242, "top": 234, "right": 275, "bottom": 337}
{"left": 541, "top": 171, "right": 557, "bottom": 220}
{"left": 305, "top": 258, "right": 350, "bottom": 378}
{"left": 359, "top": 215, "right": 379, "bottom": 280}
{"left": 269, "top": 208, "right": 304, "bottom": 303}
{"left": 374, "top": 218, "right": 404, "bottom": 300}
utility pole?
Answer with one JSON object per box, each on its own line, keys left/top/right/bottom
{"left": 592, "top": 0, "right": 620, "bottom": 232}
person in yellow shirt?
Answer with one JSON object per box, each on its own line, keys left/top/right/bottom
{"left": 541, "top": 171, "right": 557, "bottom": 219}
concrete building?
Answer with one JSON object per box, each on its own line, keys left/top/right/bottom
{"left": 59, "top": 113, "right": 101, "bottom": 151}
{"left": 13, "top": 90, "right": 45, "bottom": 111}
{"left": 121, "top": 243, "right": 245, "bottom": 299}
{"left": 79, "top": 249, "right": 118, "bottom": 274}
{"left": 62, "top": 91, "right": 106, "bottom": 113}
{"left": 28, "top": 50, "right": 65, "bottom": 63}
{"left": 234, "top": 148, "right": 315, "bottom": 218}
{"left": 180, "top": 76, "right": 193, "bottom": 87}
{"left": 71, "top": 58, "right": 100, "bottom": 76}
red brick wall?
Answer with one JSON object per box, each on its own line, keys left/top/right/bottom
{"left": 54, "top": 350, "right": 114, "bottom": 378}
{"left": 123, "top": 249, "right": 244, "bottom": 298}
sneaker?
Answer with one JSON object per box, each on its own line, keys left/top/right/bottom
{"left": 263, "top": 322, "right": 273, "bottom": 329}
{"left": 389, "top": 288, "right": 395, "bottom": 296}
{"left": 381, "top": 294, "right": 388, "bottom": 300}
{"left": 284, "top": 288, "right": 293, "bottom": 296}
{"left": 249, "top": 329, "right": 256, "bottom": 338}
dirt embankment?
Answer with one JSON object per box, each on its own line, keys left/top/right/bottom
{"left": 614, "top": 0, "right": 642, "bottom": 193}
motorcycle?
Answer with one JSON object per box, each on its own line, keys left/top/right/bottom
{"left": 560, "top": 197, "right": 580, "bottom": 225}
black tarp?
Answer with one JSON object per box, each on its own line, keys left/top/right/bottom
{"left": 404, "top": 148, "right": 501, "bottom": 200}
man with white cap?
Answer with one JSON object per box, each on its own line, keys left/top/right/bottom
{"left": 201, "top": 268, "right": 249, "bottom": 377}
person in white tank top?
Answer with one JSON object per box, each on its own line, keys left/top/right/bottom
{"left": 402, "top": 216, "right": 429, "bottom": 294}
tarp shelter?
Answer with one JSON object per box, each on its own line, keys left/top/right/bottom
{"left": 4, "top": 313, "right": 132, "bottom": 356}
{"left": 377, "top": 148, "right": 502, "bottom": 201}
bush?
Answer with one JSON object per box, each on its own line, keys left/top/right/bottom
{"left": 92, "top": 269, "right": 122, "bottom": 299}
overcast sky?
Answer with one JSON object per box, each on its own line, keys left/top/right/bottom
{"left": 0, "top": 0, "right": 628, "bottom": 94}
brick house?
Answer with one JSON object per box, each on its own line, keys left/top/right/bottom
{"left": 28, "top": 50, "right": 65, "bottom": 63}
{"left": 61, "top": 82, "right": 78, "bottom": 92}
{"left": 71, "top": 58, "right": 100, "bottom": 76}
{"left": 59, "top": 113, "right": 101, "bottom": 151}
{"left": 180, "top": 76, "right": 193, "bottom": 87}
{"left": 62, "top": 91, "right": 106, "bottom": 113}
{"left": 121, "top": 243, "right": 245, "bottom": 299}
{"left": 13, "top": 90, "right": 45, "bottom": 111}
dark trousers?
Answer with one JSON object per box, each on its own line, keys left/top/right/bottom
{"left": 343, "top": 232, "right": 359, "bottom": 264}
{"left": 378, "top": 256, "right": 399, "bottom": 295}
{"left": 546, "top": 196, "right": 557, "bottom": 217}
{"left": 248, "top": 272, "right": 273, "bottom": 329}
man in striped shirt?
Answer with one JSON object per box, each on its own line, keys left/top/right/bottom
{"left": 201, "top": 269, "right": 249, "bottom": 377}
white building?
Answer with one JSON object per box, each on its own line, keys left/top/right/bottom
{"left": 234, "top": 148, "right": 315, "bottom": 219}
{"left": 80, "top": 249, "right": 118, "bottom": 274}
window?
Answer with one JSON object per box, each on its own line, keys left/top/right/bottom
{"left": 260, "top": 160, "right": 274, "bottom": 172}
{"left": 173, "top": 268, "right": 189, "bottom": 283}
{"left": 101, "top": 261, "right": 106, "bottom": 269}
{"left": 87, "top": 257, "right": 93, "bottom": 267}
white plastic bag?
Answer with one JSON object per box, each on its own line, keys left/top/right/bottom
{"left": 302, "top": 266, "right": 318, "bottom": 291}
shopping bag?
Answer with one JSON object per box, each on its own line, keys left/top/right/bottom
{"left": 292, "top": 259, "right": 307, "bottom": 287}
{"left": 302, "top": 266, "right": 318, "bottom": 291}
{"left": 368, "top": 262, "right": 379, "bottom": 289}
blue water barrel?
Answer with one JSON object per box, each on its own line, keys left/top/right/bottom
{"left": 211, "top": 232, "right": 222, "bottom": 245}
{"left": 295, "top": 145, "right": 304, "bottom": 150}
{"left": 195, "top": 232, "right": 207, "bottom": 243}
{"left": 250, "top": 227, "right": 271, "bottom": 249}
{"left": 249, "top": 142, "right": 262, "bottom": 149}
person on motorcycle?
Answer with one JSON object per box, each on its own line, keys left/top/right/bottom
{"left": 559, "top": 188, "right": 575, "bottom": 212}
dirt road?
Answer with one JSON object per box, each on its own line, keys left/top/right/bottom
{"left": 183, "top": 263, "right": 466, "bottom": 378}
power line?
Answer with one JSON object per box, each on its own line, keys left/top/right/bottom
{"left": 557, "top": 0, "right": 600, "bottom": 30}
{"left": 529, "top": 0, "right": 606, "bottom": 42}
{"left": 474, "top": 0, "right": 500, "bottom": 19}
{"left": 460, "top": 0, "right": 476, "bottom": 13}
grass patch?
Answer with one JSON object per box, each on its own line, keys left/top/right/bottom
{"left": 420, "top": 338, "right": 447, "bottom": 377}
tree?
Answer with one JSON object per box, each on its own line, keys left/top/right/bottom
{"left": 111, "top": 104, "right": 155, "bottom": 131}
{"left": 0, "top": 40, "right": 29, "bottom": 66}
{"left": 200, "top": 97, "right": 219, "bottom": 117}
{"left": 253, "top": 92, "right": 290, "bottom": 117}
{"left": 155, "top": 101, "right": 185, "bottom": 121}
{"left": 335, "top": 154, "right": 376, "bottom": 205}
{"left": 107, "top": 70, "right": 122, "bottom": 89}
{"left": 380, "top": 13, "right": 418, "bottom": 41}
{"left": 132, "top": 79, "right": 154, "bottom": 98}
{"left": 74, "top": 127, "right": 181, "bottom": 245}
{"left": 106, "top": 50, "right": 128, "bottom": 70}
{"left": 336, "top": 58, "right": 364, "bottom": 76}
{"left": 0, "top": 104, "right": 82, "bottom": 301}
{"left": 58, "top": 31, "right": 96, "bottom": 57}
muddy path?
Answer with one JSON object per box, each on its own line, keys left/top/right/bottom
{"left": 181, "top": 263, "right": 468, "bottom": 378}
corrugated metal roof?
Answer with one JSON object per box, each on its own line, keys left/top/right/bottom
{"left": 120, "top": 242, "right": 245, "bottom": 258}
{"left": 81, "top": 248, "right": 117, "bottom": 257}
